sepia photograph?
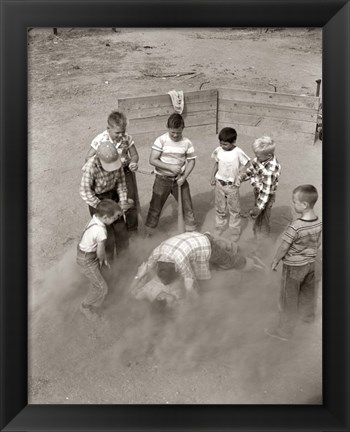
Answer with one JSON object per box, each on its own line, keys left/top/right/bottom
{"left": 27, "top": 27, "right": 323, "bottom": 405}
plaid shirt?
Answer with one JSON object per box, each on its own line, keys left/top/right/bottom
{"left": 79, "top": 155, "right": 127, "bottom": 208}
{"left": 145, "top": 232, "right": 212, "bottom": 281}
{"left": 91, "top": 130, "right": 135, "bottom": 167}
{"left": 243, "top": 155, "right": 281, "bottom": 210}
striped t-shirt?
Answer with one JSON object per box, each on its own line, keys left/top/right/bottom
{"left": 152, "top": 132, "right": 196, "bottom": 176}
{"left": 282, "top": 217, "right": 322, "bottom": 266}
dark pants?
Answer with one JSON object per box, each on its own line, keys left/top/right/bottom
{"left": 145, "top": 175, "right": 196, "bottom": 229}
{"left": 124, "top": 167, "right": 138, "bottom": 231}
{"left": 88, "top": 190, "right": 129, "bottom": 260}
{"left": 277, "top": 262, "right": 316, "bottom": 337}
{"left": 206, "top": 234, "right": 246, "bottom": 270}
{"left": 253, "top": 191, "right": 275, "bottom": 239}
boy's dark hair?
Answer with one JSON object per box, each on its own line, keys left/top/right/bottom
{"left": 218, "top": 127, "right": 237, "bottom": 143}
{"left": 167, "top": 113, "right": 185, "bottom": 129}
{"left": 96, "top": 199, "right": 121, "bottom": 218}
{"left": 293, "top": 185, "right": 318, "bottom": 207}
{"left": 156, "top": 261, "right": 179, "bottom": 285}
{"left": 107, "top": 110, "right": 127, "bottom": 129}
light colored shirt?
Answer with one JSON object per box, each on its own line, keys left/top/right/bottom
{"left": 243, "top": 155, "right": 281, "bottom": 210}
{"left": 145, "top": 232, "right": 212, "bottom": 282}
{"left": 212, "top": 146, "right": 250, "bottom": 182}
{"left": 79, "top": 215, "right": 107, "bottom": 253}
{"left": 152, "top": 132, "right": 196, "bottom": 176}
{"left": 91, "top": 130, "right": 135, "bottom": 167}
{"left": 282, "top": 217, "right": 322, "bottom": 266}
{"left": 79, "top": 155, "right": 127, "bottom": 208}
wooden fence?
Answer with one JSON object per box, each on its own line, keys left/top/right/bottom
{"left": 217, "top": 88, "right": 320, "bottom": 142}
{"left": 118, "top": 89, "right": 218, "bottom": 146}
{"left": 118, "top": 87, "right": 320, "bottom": 145}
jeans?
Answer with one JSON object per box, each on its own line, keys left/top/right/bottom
{"left": 88, "top": 190, "right": 129, "bottom": 260}
{"left": 206, "top": 234, "right": 246, "bottom": 270}
{"left": 215, "top": 181, "right": 241, "bottom": 236}
{"left": 145, "top": 175, "right": 196, "bottom": 229}
{"left": 253, "top": 191, "right": 275, "bottom": 239}
{"left": 76, "top": 249, "right": 108, "bottom": 307}
{"left": 277, "top": 262, "right": 316, "bottom": 337}
{"left": 124, "top": 167, "right": 138, "bottom": 231}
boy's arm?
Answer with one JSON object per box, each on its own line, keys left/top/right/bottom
{"left": 181, "top": 158, "right": 195, "bottom": 180}
{"left": 271, "top": 240, "right": 290, "bottom": 270}
{"left": 80, "top": 166, "right": 100, "bottom": 208}
{"left": 210, "top": 161, "right": 218, "bottom": 186}
{"left": 128, "top": 144, "right": 139, "bottom": 171}
{"left": 85, "top": 147, "right": 96, "bottom": 162}
{"left": 96, "top": 240, "right": 108, "bottom": 267}
{"left": 149, "top": 149, "right": 182, "bottom": 176}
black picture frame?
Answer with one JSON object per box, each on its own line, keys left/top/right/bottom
{"left": 1, "top": 0, "right": 349, "bottom": 431}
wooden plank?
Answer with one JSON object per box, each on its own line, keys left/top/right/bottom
{"left": 128, "top": 110, "right": 216, "bottom": 134}
{"left": 120, "top": 100, "right": 218, "bottom": 120}
{"left": 219, "top": 100, "right": 317, "bottom": 122}
{"left": 119, "top": 89, "right": 217, "bottom": 112}
{"left": 218, "top": 88, "right": 320, "bottom": 110}
{"left": 131, "top": 124, "right": 216, "bottom": 147}
{"left": 217, "top": 112, "right": 262, "bottom": 127}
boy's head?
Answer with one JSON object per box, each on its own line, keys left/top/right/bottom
{"left": 292, "top": 185, "right": 318, "bottom": 213}
{"left": 252, "top": 136, "right": 275, "bottom": 162}
{"left": 107, "top": 110, "right": 127, "bottom": 142}
{"left": 156, "top": 261, "right": 179, "bottom": 285}
{"left": 218, "top": 127, "right": 237, "bottom": 151}
{"left": 167, "top": 113, "right": 185, "bottom": 142}
{"left": 95, "top": 199, "right": 123, "bottom": 225}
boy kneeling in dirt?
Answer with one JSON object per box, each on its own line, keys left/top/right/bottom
{"left": 131, "top": 231, "right": 266, "bottom": 306}
{"left": 77, "top": 199, "right": 123, "bottom": 321}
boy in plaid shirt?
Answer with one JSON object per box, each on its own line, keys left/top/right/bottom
{"left": 236, "top": 136, "right": 281, "bottom": 241}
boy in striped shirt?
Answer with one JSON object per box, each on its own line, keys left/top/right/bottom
{"left": 145, "top": 113, "right": 197, "bottom": 235}
{"left": 265, "top": 185, "right": 322, "bottom": 341}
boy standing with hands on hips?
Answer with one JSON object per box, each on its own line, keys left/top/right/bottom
{"left": 210, "top": 127, "right": 250, "bottom": 242}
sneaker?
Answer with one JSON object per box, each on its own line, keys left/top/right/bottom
{"left": 264, "top": 327, "right": 289, "bottom": 341}
{"left": 80, "top": 303, "right": 99, "bottom": 321}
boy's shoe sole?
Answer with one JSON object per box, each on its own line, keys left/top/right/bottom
{"left": 264, "top": 327, "right": 289, "bottom": 341}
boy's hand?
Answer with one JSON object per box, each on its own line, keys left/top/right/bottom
{"left": 271, "top": 260, "right": 279, "bottom": 271}
{"left": 249, "top": 207, "right": 261, "bottom": 219}
{"left": 120, "top": 200, "right": 134, "bottom": 212}
{"left": 100, "top": 258, "right": 111, "bottom": 269}
{"left": 210, "top": 178, "right": 216, "bottom": 186}
{"left": 176, "top": 176, "right": 185, "bottom": 186}
{"left": 129, "top": 162, "right": 138, "bottom": 171}
{"left": 169, "top": 165, "right": 182, "bottom": 176}
{"left": 234, "top": 176, "right": 242, "bottom": 187}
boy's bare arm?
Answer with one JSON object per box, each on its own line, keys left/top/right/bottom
{"left": 149, "top": 149, "right": 181, "bottom": 176}
{"left": 210, "top": 161, "right": 218, "bottom": 186}
{"left": 85, "top": 147, "right": 96, "bottom": 162}
{"left": 271, "top": 240, "right": 290, "bottom": 270}
{"left": 96, "top": 240, "right": 109, "bottom": 267}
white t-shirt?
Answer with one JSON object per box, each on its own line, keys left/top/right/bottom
{"left": 78, "top": 215, "right": 107, "bottom": 253}
{"left": 211, "top": 146, "right": 250, "bottom": 182}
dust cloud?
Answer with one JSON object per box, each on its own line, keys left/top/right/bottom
{"left": 29, "top": 233, "right": 322, "bottom": 404}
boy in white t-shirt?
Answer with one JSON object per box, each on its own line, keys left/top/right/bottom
{"left": 210, "top": 127, "right": 250, "bottom": 242}
{"left": 76, "top": 199, "right": 123, "bottom": 321}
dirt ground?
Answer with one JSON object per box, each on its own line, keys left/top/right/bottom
{"left": 28, "top": 28, "right": 322, "bottom": 404}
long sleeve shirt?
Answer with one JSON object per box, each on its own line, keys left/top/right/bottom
{"left": 79, "top": 155, "right": 127, "bottom": 208}
{"left": 242, "top": 156, "right": 281, "bottom": 210}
